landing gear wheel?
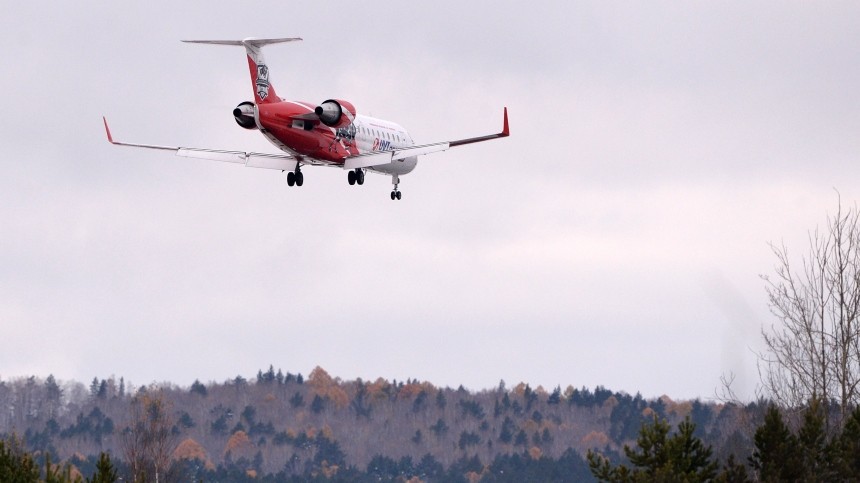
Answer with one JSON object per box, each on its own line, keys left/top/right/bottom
{"left": 390, "top": 190, "right": 402, "bottom": 200}
{"left": 287, "top": 171, "right": 295, "bottom": 186}
{"left": 396, "top": 191, "right": 402, "bottom": 200}
{"left": 295, "top": 171, "right": 304, "bottom": 186}
{"left": 357, "top": 169, "right": 365, "bottom": 185}
{"left": 348, "top": 170, "right": 356, "bottom": 185}
{"left": 390, "top": 191, "right": 396, "bottom": 200}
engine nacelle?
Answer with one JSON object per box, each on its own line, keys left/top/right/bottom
{"left": 314, "top": 99, "right": 356, "bottom": 128}
{"left": 233, "top": 101, "right": 257, "bottom": 130}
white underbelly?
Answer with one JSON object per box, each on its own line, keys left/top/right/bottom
{"left": 368, "top": 156, "right": 418, "bottom": 176}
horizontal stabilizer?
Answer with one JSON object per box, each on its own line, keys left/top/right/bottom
{"left": 181, "top": 37, "right": 302, "bottom": 47}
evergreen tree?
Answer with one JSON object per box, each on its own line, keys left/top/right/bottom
{"left": 750, "top": 405, "right": 802, "bottom": 482}
{"left": 310, "top": 394, "right": 326, "bottom": 414}
{"left": 86, "top": 453, "right": 117, "bottom": 483}
{"left": 588, "top": 416, "right": 718, "bottom": 482}
{"left": 548, "top": 385, "right": 562, "bottom": 405}
{"left": 436, "top": 388, "right": 447, "bottom": 409}
{"left": 190, "top": 379, "right": 207, "bottom": 396}
{"left": 796, "top": 398, "right": 836, "bottom": 481}
{"left": 834, "top": 405, "right": 860, "bottom": 477}
{"left": 0, "top": 435, "right": 40, "bottom": 482}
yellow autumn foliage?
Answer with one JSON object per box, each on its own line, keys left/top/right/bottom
{"left": 564, "top": 385, "right": 576, "bottom": 399}
{"left": 581, "top": 430, "right": 610, "bottom": 448}
{"left": 513, "top": 382, "right": 528, "bottom": 396}
{"left": 522, "top": 419, "right": 540, "bottom": 434}
{"left": 671, "top": 401, "right": 693, "bottom": 418}
{"left": 529, "top": 446, "right": 543, "bottom": 460}
{"left": 321, "top": 461, "right": 339, "bottom": 478}
{"left": 368, "top": 378, "right": 391, "bottom": 401}
{"left": 327, "top": 385, "right": 349, "bottom": 409}
{"left": 321, "top": 424, "right": 334, "bottom": 440}
{"left": 224, "top": 431, "right": 252, "bottom": 457}
{"left": 173, "top": 438, "right": 210, "bottom": 463}
{"left": 308, "top": 366, "right": 334, "bottom": 393}
{"left": 397, "top": 382, "right": 425, "bottom": 399}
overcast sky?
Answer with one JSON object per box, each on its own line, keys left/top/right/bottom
{"left": 2, "top": 1, "right": 859, "bottom": 400}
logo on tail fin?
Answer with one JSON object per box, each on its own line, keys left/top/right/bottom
{"left": 256, "top": 64, "right": 270, "bottom": 100}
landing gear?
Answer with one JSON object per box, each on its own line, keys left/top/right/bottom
{"left": 347, "top": 169, "right": 365, "bottom": 186}
{"left": 390, "top": 175, "right": 402, "bottom": 201}
{"left": 286, "top": 167, "right": 304, "bottom": 187}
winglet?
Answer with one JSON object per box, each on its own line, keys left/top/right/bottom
{"left": 448, "top": 107, "right": 511, "bottom": 147}
{"left": 501, "top": 107, "right": 510, "bottom": 137}
{"left": 103, "top": 117, "right": 115, "bottom": 144}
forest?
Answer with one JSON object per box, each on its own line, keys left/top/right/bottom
{"left": 6, "top": 203, "right": 860, "bottom": 481}
{"left": 0, "top": 365, "right": 774, "bottom": 482}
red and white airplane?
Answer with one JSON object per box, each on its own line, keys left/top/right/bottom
{"left": 104, "top": 37, "right": 509, "bottom": 200}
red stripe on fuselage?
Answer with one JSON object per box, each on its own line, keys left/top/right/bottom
{"left": 256, "top": 101, "right": 357, "bottom": 163}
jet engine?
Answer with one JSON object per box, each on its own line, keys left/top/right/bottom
{"left": 233, "top": 101, "right": 257, "bottom": 129}
{"left": 314, "top": 99, "right": 356, "bottom": 128}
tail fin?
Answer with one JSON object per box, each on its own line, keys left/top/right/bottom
{"left": 182, "top": 37, "right": 302, "bottom": 104}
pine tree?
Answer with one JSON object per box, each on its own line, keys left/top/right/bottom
{"left": 833, "top": 405, "right": 860, "bottom": 477}
{"left": 588, "top": 416, "right": 718, "bottom": 482}
{"left": 87, "top": 453, "right": 117, "bottom": 483}
{"left": 750, "top": 405, "right": 802, "bottom": 482}
{"left": 0, "top": 435, "right": 40, "bottom": 482}
{"left": 796, "top": 398, "right": 835, "bottom": 481}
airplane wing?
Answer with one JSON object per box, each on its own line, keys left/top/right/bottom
{"left": 343, "top": 107, "right": 509, "bottom": 170}
{"left": 102, "top": 117, "right": 300, "bottom": 171}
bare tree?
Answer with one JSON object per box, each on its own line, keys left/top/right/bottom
{"left": 760, "top": 196, "right": 860, "bottom": 427}
{"left": 121, "top": 388, "right": 179, "bottom": 483}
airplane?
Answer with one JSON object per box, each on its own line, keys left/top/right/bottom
{"left": 103, "top": 37, "right": 509, "bottom": 200}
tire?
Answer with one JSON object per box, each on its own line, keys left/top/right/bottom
{"left": 348, "top": 171, "right": 356, "bottom": 185}
{"left": 357, "top": 170, "right": 365, "bottom": 185}
{"left": 296, "top": 171, "right": 304, "bottom": 186}
{"left": 287, "top": 172, "right": 295, "bottom": 186}
{"left": 396, "top": 191, "right": 402, "bottom": 200}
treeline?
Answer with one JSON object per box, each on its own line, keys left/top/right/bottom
{"left": 1, "top": 366, "right": 754, "bottom": 481}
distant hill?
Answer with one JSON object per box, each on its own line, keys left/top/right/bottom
{"left": 0, "top": 367, "right": 755, "bottom": 481}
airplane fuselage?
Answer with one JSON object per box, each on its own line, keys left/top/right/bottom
{"left": 104, "top": 37, "right": 507, "bottom": 200}
{"left": 255, "top": 100, "right": 418, "bottom": 176}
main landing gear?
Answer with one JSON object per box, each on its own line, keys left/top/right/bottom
{"left": 390, "top": 175, "right": 402, "bottom": 201}
{"left": 347, "top": 168, "right": 365, "bottom": 186}
{"left": 286, "top": 166, "right": 304, "bottom": 187}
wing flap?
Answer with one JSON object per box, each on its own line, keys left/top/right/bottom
{"left": 104, "top": 117, "right": 298, "bottom": 170}
{"left": 245, "top": 154, "right": 298, "bottom": 171}
{"left": 343, "top": 143, "right": 451, "bottom": 170}
{"left": 344, "top": 151, "right": 393, "bottom": 170}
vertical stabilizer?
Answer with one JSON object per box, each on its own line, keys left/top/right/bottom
{"left": 182, "top": 37, "right": 302, "bottom": 104}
